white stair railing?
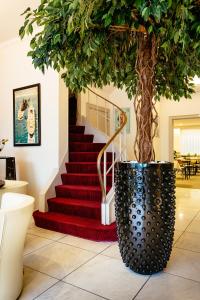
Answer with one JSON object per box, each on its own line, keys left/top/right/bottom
{"left": 78, "top": 88, "right": 127, "bottom": 225}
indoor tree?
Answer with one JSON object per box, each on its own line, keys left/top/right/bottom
{"left": 20, "top": 0, "right": 200, "bottom": 275}
{"left": 20, "top": 0, "right": 200, "bottom": 162}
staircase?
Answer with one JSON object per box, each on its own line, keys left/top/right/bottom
{"left": 33, "top": 122, "right": 117, "bottom": 241}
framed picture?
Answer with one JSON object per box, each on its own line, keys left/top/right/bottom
{"left": 13, "top": 83, "right": 41, "bottom": 146}
{"left": 114, "top": 107, "right": 131, "bottom": 134}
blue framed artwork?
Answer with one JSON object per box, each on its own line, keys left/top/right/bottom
{"left": 114, "top": 107, "right": 130, "bottom": 134}
{"left": 13, "top": 83, "right": 41, "bottom": 146}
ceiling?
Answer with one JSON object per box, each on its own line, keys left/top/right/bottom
{"left": 0, "top": 0, "right": 40, "bottom": 44}
{"left": 174, "top": 118, "right": 200, "bottom": 128}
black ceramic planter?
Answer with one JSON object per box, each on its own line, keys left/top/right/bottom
{"left": 115, "top": 161, "right": 176, "bottom": 275}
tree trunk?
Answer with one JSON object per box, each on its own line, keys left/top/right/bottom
{"left": 134, "top": 33, "right": 157, "bottom": 163}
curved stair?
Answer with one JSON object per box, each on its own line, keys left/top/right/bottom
{"left": 33, "top": 125, "right": 117, "bottom": 241}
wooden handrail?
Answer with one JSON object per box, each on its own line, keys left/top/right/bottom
{"left": 87, "top": 87, "right": 127, "bottom": 203}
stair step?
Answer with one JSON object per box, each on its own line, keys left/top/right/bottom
{"left": 33, "top": 211, "right": 117, "bottom": 241}
{"left": 69, "top": 142, "right": 106, "bottom": 152}
{"left": 65, "top": 162, "right": 112, "bottom": 174}
{"left": 69, "top": 126, "right": 85, "bottom": 134}
{"left": 34, "top": 108, "right": 116, "bottom": 241}
{"left": 69, "top": 133, "right": 94, "bottom": 143}
{"left": 61, "top": 173, "right": 112, "bottom": 186}
{"left": 55, "top": 184, "right": 111, "bottom": 201}
{"left": 69, "top": 152, "right": 113, "bottom": 162}
{"left": 48, "top": 197, "right": 101, "bottom": 220}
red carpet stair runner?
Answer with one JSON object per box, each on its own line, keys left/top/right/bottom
{"left": 33, "top": 125, "right": 117, "bottom": 241}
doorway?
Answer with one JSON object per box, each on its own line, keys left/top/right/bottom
{"left": 171, "top": 115, "right": 200, "bottom": 188}
{"left": 69, "top": 91, "right": 77, "bottom": 125}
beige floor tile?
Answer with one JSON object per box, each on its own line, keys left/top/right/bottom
{"left": 28, "top": 227, "right": 66, "bottom": 241}
{"left": 175, "top": 207, "right": 199, "bottom": 219}
{"left": 64, "top": 254, "right": 149, "bottom": 300}
{"left": 175, "top": 218, "right": 192, "bottom": 231}
{"left": 176, "top": 188, "right": 200, "bottom": 196}
{"left": 28, "top": 217, "right": 36, "bottom": 229}
{"left": 176, "top": 196, "right": 200, "bottom": 209}
{"left": 173, "top": 230, "right": 183, "bottom": 244}
{"left": 175, "top": 189, "right": 200, "bottom": 230}
{"left": 175, "top": 232, "right": 200, "bottom": 252}
{"left": 194, "top": 212, "right": 200, "bottom": 221}
{"left": 36, "top": 281, "right": 104, "bottom": 300}
{"left": 186, "top": 220, "right": 200, "bottom": 234}
{"left": 24, "top": 242, "right": 96, "bottom": 279}
{"left": 19, "top": 267, "right": 58, "bottom": 300}
{"left": 176, "top": 188, "right": 200, "bottom": 201}
{"left": 101, "top": 243, "right": 121, "bottom": 260}
{"left": 135, "top": 272, "right": 200, "bottom": 300}
{"left": 59, "top": 235, "right": 112, "bottom": 253}
{"left": 165, "top": 248, "right": 200, "bottom": 282}
{"left": 24, "top": 234, "right": 54, "bottom": 255}
{"left": 18, "top": 187, "right": 200, "bottom": 299}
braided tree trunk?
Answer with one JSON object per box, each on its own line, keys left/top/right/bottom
{"left": 115, "top": 32, "right": 176, "bottom": 276}
{"left": 134, "top": 33, "right": 158, "bottom": 163}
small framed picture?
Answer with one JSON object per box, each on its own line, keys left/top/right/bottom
{"left": 13, "top": 83, "right": 41, "bottom": 146}
{"left": 114, "top": 107, "right": 131, "bottom": 134}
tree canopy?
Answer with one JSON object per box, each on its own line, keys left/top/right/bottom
{"left": 20, "top": 0, "right": 200, "bottom": 100}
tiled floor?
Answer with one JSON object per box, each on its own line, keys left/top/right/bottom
{"left": 20, "top": 187, "right": 200, "bottom": 300}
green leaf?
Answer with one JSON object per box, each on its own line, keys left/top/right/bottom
{"left": 30, "top": 37, "right": 36, "bottom": 49}
{"left": 168, "top": 0, "right": 172, "bottom": 8}
{"left": 53, "top": 34, "right": 61, "bottom": 44}
{"left": 135, "top": 0, "right": 142, "bottom": 9}
{"left": 19, "top": 0, "right": 200, "bottom": 106}
{"left": 154, "top": 6, "right": 161, "bottom": 22}
{"left": 104, "top": 14, "right": 112, "bottom": 27}
{"left": 161, "top": 41, "right": 168, "bottom": 49}
{"left": 19, "top": 26, "right": 25, "bottom": 39}
{"left": 174, "top": 31, "right": 179, "bottom": 44}
{"left": 142, "top": 7, "right": 150, "bottom": 21}
{"left": 28, "top": 23, "right": 33, "bottom": 34}
{"left": 148, "top": 25, "right": 153, "bottom": 34}
{"left": 21, "top": 7, "right": 31, "bottom": 16}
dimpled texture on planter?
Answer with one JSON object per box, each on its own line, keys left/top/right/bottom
{"left": 115, "top": 161, "right": 176, "bottom": 275}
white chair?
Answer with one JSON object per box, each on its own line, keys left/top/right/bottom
{"left": 0, "top": 192, "right": 34, "bottom": 300}
{"left": 174, "top": 160, "right": 186, "bottom": 179}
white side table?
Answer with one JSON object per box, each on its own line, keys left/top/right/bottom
{"left": 0, "top": 180, "right": 28, "bottom": 207}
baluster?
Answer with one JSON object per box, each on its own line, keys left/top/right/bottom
{"left": 124, "top": 128, "right": 127, "bottom": 160}
{"left": 86, "top": 88, "right": 127, "bottom": 225}
{"left": 96, "top": 95, "right": 98, "bottom": 130}
{"left": 105, "top": 101, "right": 107, "bottom": 135}
{"left": 119, "top": 126, "right": 122, "bottom": 161}
{"left": 104, "top": 151, "right": 107, "bottom": 198}
{"left": 112, "top": 143, "right": 114, "bottom": 186}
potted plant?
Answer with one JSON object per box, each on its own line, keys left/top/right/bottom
{"left": 0, "top": 139, "right": 8, "bottom": 152}
{"left": 20, "top": 0, "right": 200, "bottom": 274}
{"left": 0, "top": 139, "right": 8, "bottom": 187}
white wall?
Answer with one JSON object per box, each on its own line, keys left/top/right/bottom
{"left": 0, "top": 37, "right": 68, "bottom": 207}
{"left": 59, "top": 77, "right": 68, "bottom": 164}
{"left": 159, "top": 89, "right": 200, "bottom": 161}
